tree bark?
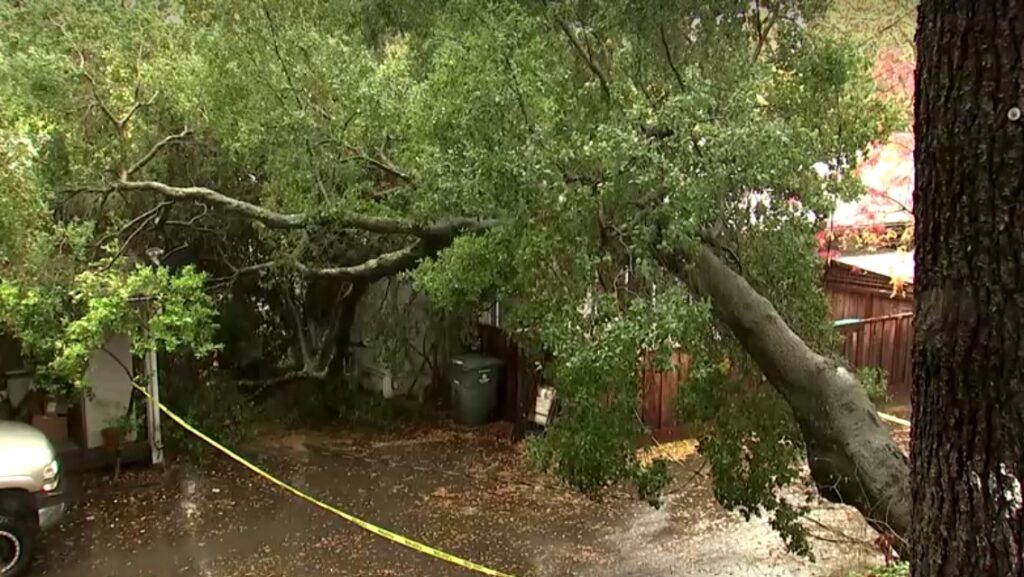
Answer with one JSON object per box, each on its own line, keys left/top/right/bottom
{"left": 662, "top": 246, "right": 912, "bottom": 545}
{"left": 912, "top": 2, "right": 1024, "bottom": 574}
{"left": 327, "top": 280, "right": 369, "bottom": 381}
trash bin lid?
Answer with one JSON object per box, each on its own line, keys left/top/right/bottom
{"left": 451, "top": 353, "right": 503, "bottom": 371}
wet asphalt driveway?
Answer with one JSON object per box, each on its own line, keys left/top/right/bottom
{"left": 35, "top": 425, "right": 881, "bottom": 577}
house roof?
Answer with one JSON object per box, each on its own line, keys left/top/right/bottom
{"left": 830, "top": 132, "right": 914, "bottom": 229}
{"left": 835, "top": 250, "right": 914, "bottom": 284}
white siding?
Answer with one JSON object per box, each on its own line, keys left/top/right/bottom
{"left": 82, "top": 335, "right": 134, "bottom": 449}
{"left": 350, "top": 279, "right": 452, "bottom": 400}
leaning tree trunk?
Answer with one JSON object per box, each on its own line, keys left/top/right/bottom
{"left": 912, "top": 3, "right": 1024, "bottom": 575}
{"left": 664, "top": 246, "right": 912, "bottom": 546}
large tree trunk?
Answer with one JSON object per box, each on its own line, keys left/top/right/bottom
{"left": 663, "top": 246, "right": 912, "bottom": 545}
{"left": 912, "top": 3, "right": 1024, "bottom": 575}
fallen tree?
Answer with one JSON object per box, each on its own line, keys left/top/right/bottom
{"left": 668, "top": 244, "right": 911, "bottom": 543}
{"left": 0, "top": 0, "right": 911, "bottom": 551}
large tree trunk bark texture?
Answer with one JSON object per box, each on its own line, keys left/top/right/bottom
{"left": 913, "top": 2, "right": 1024, "bottom": 575}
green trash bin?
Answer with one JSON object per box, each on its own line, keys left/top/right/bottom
{"left": 450, "top": 353, "right": 503, "bottom": 426}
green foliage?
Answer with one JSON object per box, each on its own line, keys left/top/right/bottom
{"left": 634, "top": 458, "right": 671, "bottom": 506}
{"left": 874, "top": 563, "right": 910, "bottom": 577}
{"left": 857, "top": 366, "right": 890, "bottom": 405}
{"left": 0, "top": 265, "right": 218, "bottom": 395}
{"left": 105, "top": 410, "right": 143, "bottom": 437}
{"left": 822, "top": 0, "right": 916, "bottom": 54}
{"left": 821, "top": 0, "right": 916, "bottom": 125}
{"left": 518, "top": 287, "right": 711, "bottom": 499}
{"left": 847, "top": 563, "right": 910, "bottom": 577}
{"left": 162, "top": 379, "right": 260, "bottom": 463}
{"left": 693, "top": 379, "right": 813, "bottom": 557}
{"left": 0, "top": 0, "right": 900, "bottom": 555}
{"left": 523, "top": 434, "right": 557, "bottom": 472}
{"left": 414, "top": 233, "right": 512, "bottom": 313}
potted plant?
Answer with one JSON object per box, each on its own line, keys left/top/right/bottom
{"left": 101, "top": 413, "right": 137, "bottom": 451}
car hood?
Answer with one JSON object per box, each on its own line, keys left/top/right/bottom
{"left": 0, "top": 421, "right": 56, "bottom": 483}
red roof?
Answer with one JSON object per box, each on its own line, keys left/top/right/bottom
{"left": 836, "top": 250, "right": 914, "bottom": 284}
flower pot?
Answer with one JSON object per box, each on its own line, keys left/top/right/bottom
{"left": 101, "top": 427, "right": 123, "bottom": 453}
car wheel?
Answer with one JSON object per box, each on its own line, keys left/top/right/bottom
{"left": 0, "top": 516, "right": 33, "bottom": 577}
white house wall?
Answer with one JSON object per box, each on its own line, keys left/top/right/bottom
{"left": 82, "top": 335, "right": 134, "bottom": 449}
{"left": 350, "top": 279, "right": 451, "bottom": 400}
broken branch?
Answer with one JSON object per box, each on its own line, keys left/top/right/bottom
{"left": 125, "top": 128, "right": 192, "bottom": 178}
{"left": 296, "top": 241, "right": 426, "bottom": 280}
{"left": 659, "top": 24, "right": 686, "bottom": 94}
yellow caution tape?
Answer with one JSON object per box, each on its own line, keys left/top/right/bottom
{"left": 132, "top": 383, "right": 517, "bottom": 577}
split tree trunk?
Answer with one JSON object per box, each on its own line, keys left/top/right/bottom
{"left": 663, "top": 246, "right": 912, "bottom": 545}
{"left": 912, "top": 2, "right": 1024, "bottom": 575}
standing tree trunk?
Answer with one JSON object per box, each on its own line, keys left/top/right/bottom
{"left": 913, "top": 2, "right": 1024, "bottom": 575}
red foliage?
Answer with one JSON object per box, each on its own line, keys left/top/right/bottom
{"left": 818, "top": 248, "right": 841, "bottom": 260}
{"left": 817, "top": 52, "right": 916, "bottom": 261}
{"left": 873, "top": 48, "right": 915, "bottom": 104}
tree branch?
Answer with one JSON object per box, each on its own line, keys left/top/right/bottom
{"left": 238, "top": 370, "right": 323, "bottom": 401}
{"left": 120, "top": 85, "right": 157, "bottom": 131}
{"left": 125, "top": 128, "right": 192, "bottom": 178}
{"left": 114, "top": 177, "right": 501, "bottom": 239}
{"left": 659, "top": 24, "right": 686, "bottom": 94}
{"left": 314, "top": 281, "right": 364, "bottom": 370}
{"left": 344, "top": 150, "right": 413, "bottom": 182}
{"left": 752, "top": 1, "right": 779, "bottom": 61}
{"left": 96, "top": 208, "right": 163, "bottom": 272}
{"left": 93, "top": 200, "right": 174, "bottom": 251}
{"left": 113, "top": 179, "right": 456, "bottom": 235}
{"left": 74, "top": 53, "right": 158, "bottom": 171}
{"left": 501, "top": 54, "right": 533, "bottom": 128}
{"left": 115, "top": 180, "right": 308, "bottom": 228}
{"left": 207, "top": 214, "right": 497, "bottom": 288}
{"left": 80, "top": 67, "right": 121, "bottom": 135}
{"left": 165, "top": 204, "right": 211, "bottom": 229}
{"left": 282, "top": 285, "right": 314, "bottom": 368}
{"left": 260, "top": 1, "right": 304, "bottom": 110}
{"left": 296, "top": 241, "right": 426, "bottom": 280}
{"left": 223, "top": 260, "right": 278, "bottom": 279}
{"left": 554, "top": 15, "right": 612, "bottom": 100}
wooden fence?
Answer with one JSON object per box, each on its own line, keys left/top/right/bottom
{"left": 837, "top": 312, "right": 914, "bottom": 401}
{"left": 480, "top": 307, "right": 914, "bottom": 439}
{"left": 478, "top": 324, "right": 543, "bottom": 439}
{"left": 639, "top": 350, "right": 689, "bottom": 440}
{"left": 479, "top": 323, "right": 690, "bottom": 439}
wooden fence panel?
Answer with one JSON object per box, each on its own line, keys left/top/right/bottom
{"left": 481, "top": 324, "right": 691, "bottom": 440}
{"left": 484, "top": 306, "right": 913, "bottom": 440}
{"left": 641, "top": 366, "right": 662, "bottom": 433}
{"left": 838, "top": 313, "right": 914, "bottom": 401}
{"left": 638, "top": 350, "right": 689, "bottom": 438}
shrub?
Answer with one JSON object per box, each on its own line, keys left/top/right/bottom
{"left": 857, "top": 366, "right": 891, "bottom": 405}
{"left": 848, "top": 563, "right": 910, "bottom": 577}
{"left": 161, "top": 376, "right": 260, "bottom": 463}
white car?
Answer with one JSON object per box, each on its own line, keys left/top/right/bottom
{"left": 0, "top": 422, "right": 65, "bottom": 576}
